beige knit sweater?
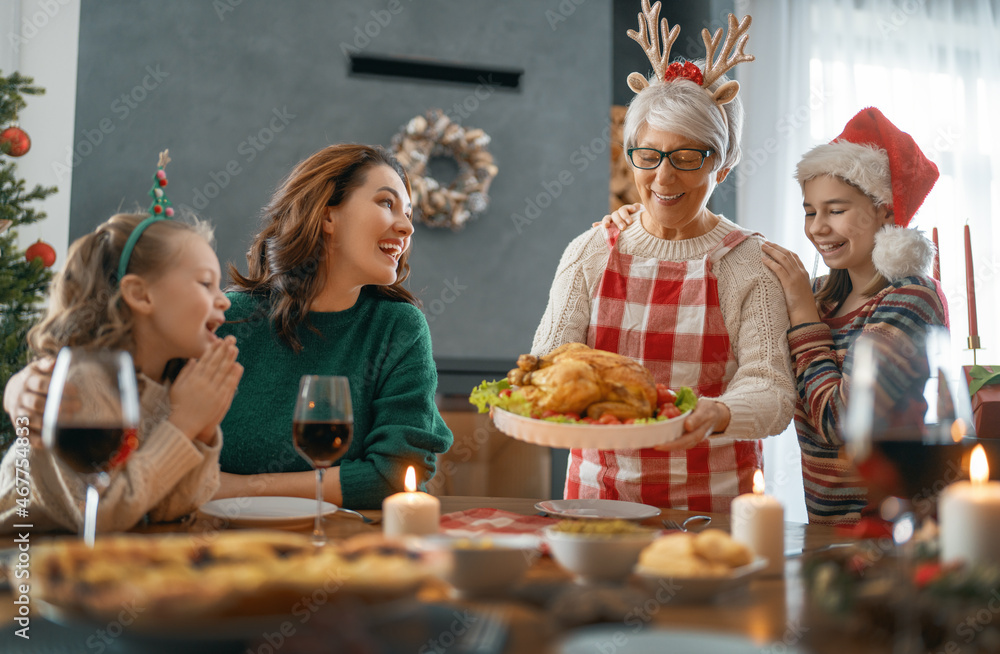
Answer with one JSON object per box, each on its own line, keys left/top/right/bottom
{"left": 0, "top": 370, "right": 221, "bottom": 534}
{"left": 531, "top": 216, "right": 796, "bottom": 443}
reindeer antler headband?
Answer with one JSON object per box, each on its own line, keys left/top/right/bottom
{"left": 627, "top": 0, "right": 754, "bottom": 109}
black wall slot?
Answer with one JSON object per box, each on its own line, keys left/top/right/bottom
{"left": 349, "top": 55, "right": 522, "bottom": 90}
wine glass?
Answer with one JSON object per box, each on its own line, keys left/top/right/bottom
{"left": 41, "top": 348, "right": 140, "bottom": 547}
{"left": 844, "top": 325, "right": 981, "bottom": 516}
{"left": 843, "top": 325, "right": 984, "bottom": 653}
{"left": 293, "top": 375, "right": 353, "bottom": 546}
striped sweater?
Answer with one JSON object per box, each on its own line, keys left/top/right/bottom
{"left": 788, "top": 274, "right": 947, "bottom": 525}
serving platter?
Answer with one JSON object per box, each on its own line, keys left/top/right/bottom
{"left": 490, "top": 407, "right": 691, "bottom": 450}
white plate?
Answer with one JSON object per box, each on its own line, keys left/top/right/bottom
{"left": 559, "top": 626, "right": 804, "bottom": 653}
{"left": 633, "top": 557, "right": 768, "bottom": 602}
{"left": 535, "top": 499, "right": 661, "bottom": 521}
{"left": 198, "top": 496, "right": 339, "bottom": 528}
{"left": 491, "top": 407, "right": 690, "bottom": 449}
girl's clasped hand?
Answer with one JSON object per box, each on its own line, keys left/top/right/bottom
{"left": 168, "top": 335, "right": 243, "bottom": 443}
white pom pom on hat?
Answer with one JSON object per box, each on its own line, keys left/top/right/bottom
{"left": 795, "top": 107, "right": 940, "bottom": 281}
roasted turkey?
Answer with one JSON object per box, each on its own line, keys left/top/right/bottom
{"left": 507, "top": 343, "right": 657, "bottom": 420}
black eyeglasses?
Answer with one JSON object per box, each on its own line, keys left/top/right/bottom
{"left": 626, "top": 147, "right": 714, "bottom": 171}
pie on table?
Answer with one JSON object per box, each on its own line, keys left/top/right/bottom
{"left": 29, "top": 530, "right": 435, "bottom": 623}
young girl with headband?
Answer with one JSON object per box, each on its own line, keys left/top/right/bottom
{"left": 0, "top": 153, "right": 243, "bottom": 533}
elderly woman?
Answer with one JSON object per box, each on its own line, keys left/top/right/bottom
{"left": 533, "top": 8, "right": 795, "bottom": 512}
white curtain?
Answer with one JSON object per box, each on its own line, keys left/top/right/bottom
{"left": 736, "top": 0, "right": 1000, "bottom": 522}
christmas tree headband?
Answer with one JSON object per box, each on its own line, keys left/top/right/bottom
{"left": 116, "top": 150, "right": 174, "bottom": 283}
{"left": 626, "top": 0, "right": 754, "bottom": 111}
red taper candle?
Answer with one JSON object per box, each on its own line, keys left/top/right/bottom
{"left": 965, "top": 224, "right": 979, "bottom": 339}
{"left": 932, "top": 227, "right": 940, "bottom": 281}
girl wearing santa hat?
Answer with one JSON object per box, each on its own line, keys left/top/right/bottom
{"left": 761, "top": 107, "right": 948, "bottom": 526}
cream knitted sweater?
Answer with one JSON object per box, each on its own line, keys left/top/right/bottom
{"left": 0, "top": 370, "right": 221, "bottom": 534}
{"left": 532, "top": 216, "right": 795, "bottom": 443}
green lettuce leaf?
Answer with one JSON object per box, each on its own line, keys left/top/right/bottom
{"left": 468, "top": 379, "right": 533, "bottom": 417}
{"left": 674, "top": 386, "right": 697, "bottom": 413}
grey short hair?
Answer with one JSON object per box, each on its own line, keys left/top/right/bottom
{"left": 622, "top": 59, "right": 744, "bottom": 171}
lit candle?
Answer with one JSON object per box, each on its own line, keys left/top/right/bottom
{"left": 939, "top": 445, "right": 1000, "bottom": 567}
{"left": 730, "top": 470, "right": 784, "bottom": 577}
{"left": 382, "top": 466, "right": 440, "bottom": 538}
{"left": 931, "top": 227, "right": 940, "bottom": 282}
{"left": 965, "top": 225, "right": 978, "bottom": 339}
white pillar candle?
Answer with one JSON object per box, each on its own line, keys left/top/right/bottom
{"left": 382, "top": 466, "right": 440, "bottom": 538}
{"left": 731, "top": 469, "right": 784, "bottom": 577}
{"left": 940, "top": 445, "right": 1000, "bottom": 567}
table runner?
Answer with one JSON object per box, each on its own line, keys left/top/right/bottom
{"left": 440, "top": 508, "right": 556, "bottom": 537}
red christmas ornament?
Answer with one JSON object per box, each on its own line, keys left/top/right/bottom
{"left": 25, "top": 239, "right": 56, "bottom": 267}
{"left": 0, "top": 126, "right": 31, "bottom": 157}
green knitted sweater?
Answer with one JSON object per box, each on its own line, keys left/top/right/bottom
{"left": 217, "top": 289, "right": 453, "bottom": 509}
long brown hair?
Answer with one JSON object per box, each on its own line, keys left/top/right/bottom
{"left": 228, "top": 144, "right": 418, "bottom": 352}
{"left": 815, "top": 268, "right": 890, "bottom": 312}
{"left": 28, "top": 214, "right": 214, "bottom": 359}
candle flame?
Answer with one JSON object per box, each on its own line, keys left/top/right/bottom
{"left": 971, "top": 445, "right": 989, "bottom": 485}
{"left": 752, "top": 469, "right": 765, "bottom": 495}
{"left": 404, "top": 466, "right": 417, "bottom": 492}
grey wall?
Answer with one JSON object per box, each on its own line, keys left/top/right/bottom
{"left": 69, "top": 0, "right": 612, "bottom": 361}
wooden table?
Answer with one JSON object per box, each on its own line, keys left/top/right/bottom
{"left": 0, "top": 497, "right": 875, "bottom": 653}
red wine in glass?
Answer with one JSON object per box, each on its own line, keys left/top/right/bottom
{"left": 51, "top": 425, "right": 133, "bottom": 474}
{"left": 292, "top": 420, "right": 353, "bottom": 468}
{"left": 856, "top": 438, "right": 1000, "bottom": 509}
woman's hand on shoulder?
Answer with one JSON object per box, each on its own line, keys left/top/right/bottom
{"left": 168, "top": 336, "right": 244, "bottom": 442}
{"left": 4, "top": 358, "right": 56, "bottom": 447}
{"left": 761, "top": 241, "right": 822, "bottom": 326}
{"left": 652, "top": 398, "right": 730, "bottom": 452}
{"left": 593, "top": 203, "right": 643, "bottom": 230}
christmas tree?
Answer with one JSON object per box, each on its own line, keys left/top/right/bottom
{"left": 0, "top": 72, "right": 56, "bottom": 450}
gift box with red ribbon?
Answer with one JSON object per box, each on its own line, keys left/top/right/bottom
{"left": 963, "top": 365, "right": 1000, "bottom": 438}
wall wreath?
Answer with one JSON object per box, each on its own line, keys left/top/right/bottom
{"left": 390, "top": 110, "right": 498, "bottom": 230}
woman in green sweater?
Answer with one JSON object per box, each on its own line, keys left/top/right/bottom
{"left": 214, "top": 144, "right": 453, "bottom": 509}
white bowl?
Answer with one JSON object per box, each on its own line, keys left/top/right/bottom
{"left": 544, "top": 526, "right": 657, "bottom": 584}
{"left": 419, "top": 534, "right": 540, "bottom": 597}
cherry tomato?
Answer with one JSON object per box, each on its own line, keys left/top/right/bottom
{"left": 541, "top": 410, "right": 560, "bottom": 419}
{"left": 655, "top": 383, "right": 677, "bottom": 409}
{"left": 499, "top": 389, "right": 512, "bottom": 398}
{"left": 581, "top": 417, "right": 597, "bottom": 424}
{"left": 598, "top": 413, "right": 621, "bottom": 425}
{"left": 658, "top": 404, "right": 682, "bottom": 419}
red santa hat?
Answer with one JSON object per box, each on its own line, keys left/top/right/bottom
{"left": 795, "top": 107, "right": 939, "bottom": 281}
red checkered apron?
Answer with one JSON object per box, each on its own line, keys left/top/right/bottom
{"left": 564, "top": 225, "right": 763, "bottom": 512}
